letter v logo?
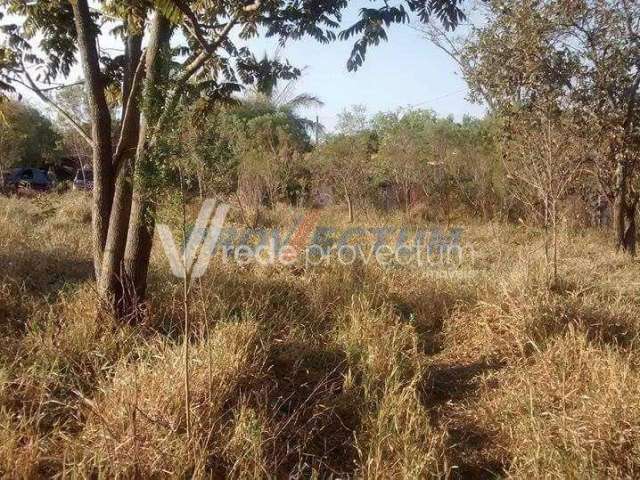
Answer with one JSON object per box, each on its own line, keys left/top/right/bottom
{"left": 157, "top": 199, "right": 230, "bottom": 280}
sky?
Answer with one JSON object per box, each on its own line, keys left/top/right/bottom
{"left": 9, "top": 1, "right": 486, "bottom": 132}
{"left": 241, "top": 2, "right": 486, "bottom": 131}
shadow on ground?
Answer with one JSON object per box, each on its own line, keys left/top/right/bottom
{"left": 421, "top": 359, "right": 508, "bottom": 480}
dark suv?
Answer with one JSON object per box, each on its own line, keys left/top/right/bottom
{"left": 3, "top": 168, "right": 51, "bottom": 192}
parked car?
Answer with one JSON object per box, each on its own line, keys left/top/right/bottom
{"left": 4, "top": 167, "right": 51, "bottom": 193}
{"left": 73, "top": 169, "right": 93, "bottom": 191}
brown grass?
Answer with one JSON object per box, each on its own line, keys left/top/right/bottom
{"left": 1, "top": 192, "right": 640, "bottom": 478}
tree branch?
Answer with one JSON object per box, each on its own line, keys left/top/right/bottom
{"left": 153, "top": 7, "right": 250, "bottom": 136}
{"left": 172, "top": 0, "right": 218, "bottom": 56}
{"left": 417, "top": 23, "right": 495, "bottom": 111}
{"left": 623, "top": 72, "right": 640, "bottom": 138}
{"left": 114, "top": 50, "right": 147, "bottom": 170}
{"left": 16, "top": 62, "right": 93, "bottom": 147}
{"left": 71, "top": 0, "right": 113, "bottom": 156}
{"left": 621, "top": 0, "right": 640, "bottom": 49}
{"left": 38, "top": 80, "right": 85, "bottom": 93}
{"left": 180, "top": 11, "right": 244, "bottom": 83}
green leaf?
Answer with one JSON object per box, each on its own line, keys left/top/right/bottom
{"left": 152, "top": 0, "right": 183, "bottom": 24}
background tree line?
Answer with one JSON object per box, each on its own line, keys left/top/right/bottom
{"left": 2, "top": 0, "right": 639, "bottom": 318}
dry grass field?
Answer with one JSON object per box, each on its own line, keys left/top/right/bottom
{"left": 1, "top": 191, "right": 640, "bottom": 478}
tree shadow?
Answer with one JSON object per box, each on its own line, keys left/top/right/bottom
{"left": 387, "top": 285, "right": 477, "bottom": 355}
{"left": 146, "top": 269, "right": 362, "bottom": 477}
{"left": 422, "top": 359, "right": 504, "bottom": 410}
{"left": 0, "top": 250, "right": 94, "bottom": 333}
{"left": 148, "top": 268, "right": 331, "bottom": 340}
{"left": 0, "top": 250, "right": 94, "bottom": 295}
{"left": 253, "top": 341, "right": 360, "bottom": 478}
{"left": 524, "top": 293, "right": 640, "bottom": 354}
{"left": 420, "top": 359, "right": 508, "bottom": 480}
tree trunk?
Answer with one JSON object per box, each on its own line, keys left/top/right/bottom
{"left": 70, "top": 4, "right": 249, "bottom": 321}
{"left": 345, "top": 186, "right": 354, "bottom": 223}
{"left": 74, "top": 5, "right": 173, "bottom": 319}
{"left": 613, "top": 157, "right": 637, "bottom": 256}
{"left": 551, "top": 198, "right": 558, "bottom": 285}
{"left": 123, "top": 13, "right": 172, "bottom": 315}
{"left": 623, "top": 193, "right": 638, "bottom": 257}
{"left": 404, "top": 183, "right": 410, "bottom": 215}
{"left": 71, "top": 0, "right": 114, "bottom": 278}
{"left": 98, "top": 164, "right": 135, "bottom": 310}
{"left": 543, "top": 194, "right": 550, "bottom": 281}
{"left": 97, "top": 29, "right": 143, "bottom": 314}
{"left": 197, "top": 167, "right": 205, "bottom": 200}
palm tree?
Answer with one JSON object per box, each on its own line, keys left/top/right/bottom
{"left": 242, "top": 51, "right": 324, "bottom": 137}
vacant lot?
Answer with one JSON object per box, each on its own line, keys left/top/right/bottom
{"left": 1, "top": 192, "right": 639, "bottom": 478}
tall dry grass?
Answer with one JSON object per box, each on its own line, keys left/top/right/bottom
{"left": 0, "top": 193, "right": 639, "bottom": 478}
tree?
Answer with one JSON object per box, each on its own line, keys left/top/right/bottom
{"left": 370, "top": 109, "right": 501, "bottom": 219}
{"left": 336, "top": 104, "right": 369, "bottom": 134}
{"left": 0, "top": 0, "right": 468, "bottom": 319}
{"left": 179, "top": 71, "right": 320, "bottom": 215}
{"left": 0, "top": 100, "right": 25, "bottom": 180}
{"left": 232, "top": 67, "right": 323, "bottom": 217}
{"left": 463, "top": 0, "right": 640, "bottom": 255}
{"left": 310, "top": 130, "right": 376, "bottom": 222}
{"left": 372, "top": 109, "right": 434, "bottom": 214}
{"left": 502, "top": 110, "right": 587, "bottom": 284}
{"left": 226, "top": 108, "right": 309, "bottom": 224}
{"left": 417, "top": 1, "right": 496, "bottom": 112}
{"left": 52, "top": 84, "right": 93, "bottom": 171}
{"left": 0, "top": 99, "right": 60, "bottom": 181}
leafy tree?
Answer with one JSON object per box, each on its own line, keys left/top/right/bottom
{"left": 370, "top": 109, "right": 501, "bottom": 219}
{"left": 0, "top": 0, "right": 468, "bottom": 319}
{"left": 0, "top": 100, "right": 25, "bottom": 179}
{"left": 177, "top": 104, "right": 238, "bottom": 199}
{"left": 463, "top": 0, "right": 640, "bottom": 254}
{"left": 225, "top": 107, "right": 309, "bottom": 224}
{"left": 310, "top": 130, "right": 376, "bottom": 222}
{"left": 462, "top": 116, "right": 503, "bottom": 215}
{"left": 336, "top": 104, "right": 370, "bottom": 135}
{"left": 372, "top": 109, "right": 435, "bottom": 214}
{"left": 52, "top": 84, "right": 93, "bottom": 170}
{"left": 53, "top": 83, "right": 90, "bottom": 127}
{"left": 502, "top": 110, "right": 587, "bottom": 284}
{"left": 0, "top": 99, "right": 60, "bottom": 180}
{"left": 180, "top": 74, "right": 319, "bottom": 213}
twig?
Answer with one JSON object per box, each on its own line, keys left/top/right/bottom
{"left": 16, "top": 60, "right": 93, "bottom": 147}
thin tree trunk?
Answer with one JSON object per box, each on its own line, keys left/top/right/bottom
{"left": 345, "top": 186, "right": 354, "bottom": 223}
{"left": 552, "top": 198, "right": 558, "bottom": 285}
{"left": 623, "top": 192, "right": 638, "bottom": 256}
{"left": 123, "top": 13, "right": 172, "bottom": 314}
{"left": 71, "top": 0, "right": 114, "bottom": 278}
{"left": 404, "top": 183, "right": 410, "bottom": 215}
{"left": 179, "top": 169, "right": 192, "bottom": 441}
{"left": 613, "top": 156, "right": 636, "bottom": 255}
{"left": 235, "top": 191, "right": 251, "bottom": 228}
{"left": 614, "top": 158, "right": 627, "bottom": 251}
{"left": 197, "top": 167, "right": 204, "bottom": 200}
{"left": 183, "top": 265, "right": 191, "bottom": 439}
{"left": 97, "top": 28, "right": 143, "bottom": 313}
{"left": 543, "top": 194, "right": 550, "bottom": 282}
